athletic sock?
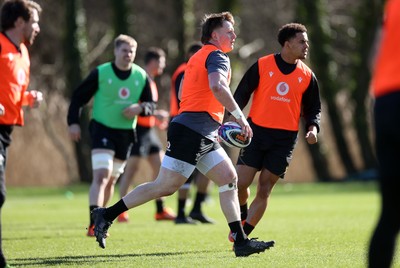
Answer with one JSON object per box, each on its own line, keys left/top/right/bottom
{"left": 191, "top": 192, "right": 206, "bottom": 213}
{"left": 155, "top": 199, "right": 164, "bottom": 213}
{"left": 229, "top": 221, "right": 247, "bottom": 245}
{"left": 243, "top": 222, "right": 255, "bottom": 236}
{"left": 104, "top": 199, "right": 128, "bottom": 222}
{"left": 240, "top": 204, "right": 248, "bottom": 221}
{"left": 89, "top": 205, "right": 99, "bottom": 225}
{"left": 177, "top": 199, "right": 186, "bottom": 218}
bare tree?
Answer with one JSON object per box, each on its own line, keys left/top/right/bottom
{"left": 297, "top": 0, "right": 357, "bottom": 177}
{"left": 349, "top": 0, "right": 383, "bottom": 171}
{"left": 64, "top": 0, "right": 92, "bottom": 182}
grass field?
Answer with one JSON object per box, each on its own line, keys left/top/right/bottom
{"left": 3, "top": 181, "right": 399, "bottom": 268}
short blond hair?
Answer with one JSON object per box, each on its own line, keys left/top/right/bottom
{"left": 114, "top": 34, "right": 137, "bottom": 49}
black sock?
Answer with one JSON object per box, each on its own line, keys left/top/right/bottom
{"left": 177, "top": 199, "right": 186, "bottom": 218}
{"left": 89, "top": 205, "right": 99, "bottom": 225}
{"left": 104, "top": 199, "right": 128, "bottom": 222}
{"left": 243, "top": 222, "right": 254, "bottom": 236}
{"left": 240, "top": 204, "right": 248, "bottom": 221}
{"left": 229, "top": 221, "right": 247, "bottom": 245}
{"left": 156, "top": 199, "right": 164, "bottom": 213}
{"left": 191, "top": 192, "right": 206, "bottom": 214}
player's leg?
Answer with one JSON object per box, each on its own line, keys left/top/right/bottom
{"left": 147, "top": 127, "right": 176, "bottom": 220}
{"left": 118, "top": 156, "right": 140, "bottom": 199}
{"left": 236, "top": 164, "right": 258, "bottom": 221}
{"left": 226, "top": 164, "right": 257, "bottom": 242}
{"left": 189, "top": 170, "right": 215, "bottom": 223}
{"left": 0, "top": 140, "right": 8, "bottom": 267}
{"left": 117, "top": 127, "right": 143, "bottom": 222}
{"left": 241, "top": 126, "right": 297, "bottom": 237}
{"left": 246, "top": 169, "right": 279, "bottom": 230}
{"left": 198, "top": 148, "right": 274, "bottom": 256}
{"left": 103, "top": 159, "right": 126, "bottom": 206}
{"left": 88, "top": 149, "right": 114, "bottom": 236}
{"left": 92, "top": 164, "right": 189, "bottom": 248}
{"left": 198, "top": 151, "right": 240, "bottom": 223}
{"left": 368, "top": 93, "right": 400, "bottom": 268}
{"left": 148, "top": 151, "right": 176, "bottom": 220}
{"left": 175, "top": 175, "right": 197, "bottom": 224}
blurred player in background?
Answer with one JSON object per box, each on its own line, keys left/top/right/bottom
{"left": 0, "top": 0, "right": 43, "bottom": 266}
{"left": 67, "top": 34, "right": 155, "bottom": 237}
{"left": 117, "top": 47, "right": 175, "bottom": 223}
{"left": 368, "top": 0, "right": 400, "bottom": 267}
{"left": 228, "top": 23, "right": 321, "bottom": 243}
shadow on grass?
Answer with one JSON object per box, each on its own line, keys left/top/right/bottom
{"left": 9, "top": 250, "right": 215, "bottom": 267}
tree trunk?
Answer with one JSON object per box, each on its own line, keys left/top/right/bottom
{"left": 173, "top": 0, "right": 186, "bottom": 66}
{"left": 350, "top": 0, "right": 383, "bottom": 170}
{"left": 297, "top": 0, "right": 357, "bottom": 177}
{"left": 216, "top": 0, "right": 239, "bottom": 13}
{"left": 110, "top": 0, "right": 129, "bottom": 36}
{"left": 64, "top": 0, "right": 92, "bottom": 183}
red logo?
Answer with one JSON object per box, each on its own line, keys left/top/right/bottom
{"left": 119, "top": 87, "right": 130, "bottom": 99}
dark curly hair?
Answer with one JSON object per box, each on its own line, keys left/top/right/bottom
{"left": 277, "top": 23, "right": 307, "bottom": 47}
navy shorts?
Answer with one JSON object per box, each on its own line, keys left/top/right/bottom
{"left": 129, "top": 125, "right": 163, "bottom": 157}
{"left": 237, "top": 120, "right": 298, "bottom": 177}
{"left": 165, "top": 122, "right": 221, "bottom": 165}
{"left": 89, "top": 120, "right": 135, "bottom": 160}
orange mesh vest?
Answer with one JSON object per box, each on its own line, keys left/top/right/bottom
{"left": 179, "top": 44, "right": 230, "bottom": 124}
{"left": 0, "top": 33, "right": 31, "bottom": 126}
{"left": 372, "top": 0, "right": 400, "bottom": 97}
{"left": 137, "top": 78, "right": 158, "bottom": 127}
{"left": 169, "top": 63, "right": 187, "bottom": 117}
{"left": 248, "top": 54, "right": 312, "bottom": 131}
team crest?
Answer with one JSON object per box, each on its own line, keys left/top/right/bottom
{"left": 276, "top": 82, "right": 289, "bottom": 96}
{"left": 119, "top": 87, "right": 130, "bottom": 99}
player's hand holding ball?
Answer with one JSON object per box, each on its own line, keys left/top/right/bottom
{"left": 218, "top": 121, "right": 252, "bottom": 148}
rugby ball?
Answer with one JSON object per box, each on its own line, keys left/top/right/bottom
{"left": 218, "top": 121, "right": 251, "bottom": 148}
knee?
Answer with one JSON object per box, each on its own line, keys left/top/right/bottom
{"left": 93, "top": 170, "right": 111, "bottom": 185}
{"left": 218, "top": 176, "right": 238, "bottom": 193}
{"left": 106, "top": 177, "right": 118, "bottom": 188}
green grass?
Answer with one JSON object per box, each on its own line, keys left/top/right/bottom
{"left": 3, "top": 182, "right": 400, "bottom": 268}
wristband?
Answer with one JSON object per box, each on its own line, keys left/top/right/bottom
{"left": 231, "top": 108, "right": 243, "bottom": 119}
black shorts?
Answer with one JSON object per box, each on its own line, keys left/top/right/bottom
{"left": 129, "top": 125, "right": 163, "bottom": 157}
{"left": 237, "top": 121, "right": 298, "bottom": 177}
{"left": 89, "top": 120, "right": 135, "bottom": 160}
{"left": 165, "top": 122, "right": 221, "bottom": 165}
